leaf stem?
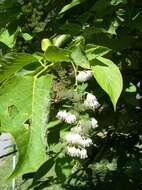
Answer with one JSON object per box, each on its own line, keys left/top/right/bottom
{"left": 71, "top": 61, "right": 78, "bottom": 87}
{"left": 35, "top": 63, "right": 54, "bottom": 78}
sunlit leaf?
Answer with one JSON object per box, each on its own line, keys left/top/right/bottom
{"left": 45, "top": 46, "right": 71, "bottom": 63}
{"left": 91, "top": 57, "right": 123, "bottom": 110}
{"left": 0, "top": 75, "right": 53, "bottom": 178}
{"left": 70, "top": 46, "right": 90, "bottom": 69}
{"left": 0, "top": 29, "right": 16, "bottom": 48}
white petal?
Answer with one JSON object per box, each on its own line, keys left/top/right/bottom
{"left": 91, "top": 118, "right": 98, "bottom": 128}
{"left": 80, "top": 148, "right": 88, "bottom": 159}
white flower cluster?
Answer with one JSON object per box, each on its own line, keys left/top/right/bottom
{"left": 65, "top": 132, "right": 92, "bottom": 147}
{"left": 56, "top": 68, "right": 100, "bottom": 160}
{"left": 56, "top": 110, "right": 76, "bottom": 124}
{"left": 76, "top": 70, "right": 92, "bottom": 83}
{"left": 84, "top": 93, "right": 100, "bottom": 110}
{"left": 67, "top": 147, "right": 88, "bottom": 159}
{"left": 65, "top": 132, "right": 92, "bottom": 159}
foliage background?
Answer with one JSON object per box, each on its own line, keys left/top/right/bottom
{"left": 0, "top": 0, "right": 142, "bottom": 189}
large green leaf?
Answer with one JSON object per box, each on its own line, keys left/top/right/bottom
{"left": 70, "top": 46, "right": 90, "bottom": 69}
{"left": 45, "top": 46, "right": 71, "bottom": 63}
{"left": 0, "top": 53, "right": 38, "bottom": 83}
{"left": 91, "top": 57, "right": 123, "bottom": 110}
{"left": 0, "top": 74, "right": 53, "bottom": 178}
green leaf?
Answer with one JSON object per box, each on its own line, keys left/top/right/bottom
{"left": 59, "top": 0, "right": 84, "bottom": 14}
{"left": 47, "top": 120, "right": 61, "bottom": 129}
{"left": 0, "top": 74, "right": 53, "bottom": 178}
{"left": 86, "top": 44, "right": 110, "bottom": 61}
{"left": 0, "top": 53, "right": 38, "bottom": 83}
{"left": 111, "top": 0, "right": 127, "bottom": 5}
{"left": 41, "top": 38, "right": 52, "bottom": 52}
{"left": 91, "top": 57, "right": 123, "bottom": 110}
{"left": 45, "top": 46, "right": 71, "bottom": 63}
{"left": 70, "top": 46, "right": 90, "bottom": 69}
{"left": 52, "top": 34, "right": 71, "bottom": 48}
{"left": 125, "top": 83, "right": 137, "bottom": 93}
{"left": 22, "top": 33, "right": 33, "bottom": 41}
{"left": 0, "top": 29, "right": 16, "bottom": 48}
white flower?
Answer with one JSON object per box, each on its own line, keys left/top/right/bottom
{"left": 56, "top": 111, "right": 76, "bottom": 124}
{"left": 56, "top": 110, "right": 68, "bottom": 120}
{"left": 80, "top": 148, "right": 88, "bottom": 159}
{"left": 65, "top": 133, "right": 82, "bottom": 144}
{"left": 80, "top": 138, "right": 92, "bottom": 147}
{"left": 137, "top": 81, "right": 141, "bottom": 88}
{"left": 67, "top": 146, "right": 81, "bottom": 157}
{"left": 67, "top": 147, "right": 88, "bottom": 159}
{"left": 91, "top": 118, "right": 98, "bottom": 128}
{"left": 84, "top": 93, "right": 100, "bottom": 110}
{"left": 65, "top": 113, "right": 76, "bottom": 124}
{"left": 136, "top": 93, "right": 142, "bottom": 100}
{"left": 76, "top": 70, "right": 92, "bottom": 83}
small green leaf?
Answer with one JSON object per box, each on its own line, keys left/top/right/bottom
{"left": 47, "top": 120, "right": 61, "bottom": 129}
{"left": 41, "top": 38, "right": 52, "bottom": 52}
{"left": 91, "top": 57, "right": 123, "bottom": 110}
{"left": 125, "top": 83, "right": 137, "bottom": 93}
{"left": 0, "top": 29, "right": 16, "bottom": 48}
{"left": 59, "top": 0, "right": 84, "bottom": 14}
{"left": 45, "top": 46, "right": 71, "bottom": 63}
{"left": 70, "top": 46, "right": 90, "bottom": 69}
{"left": 86, "top": 44, "right": 110, "bottom": 60}
{"left": 22, "top": 33, "right": 33, "bottom": 41}
{"left": 52, "top": 34, "right": 71, "bottom": 47}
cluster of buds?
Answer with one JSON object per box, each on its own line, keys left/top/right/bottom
{"left": 56, "top": 110, "right": 76, "bottom": 124}
{"left": 76, "top": 70, "right": 92, "bottom": 83}
{"left": 84, "top": 93, "right": 100, "bottom": 110}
